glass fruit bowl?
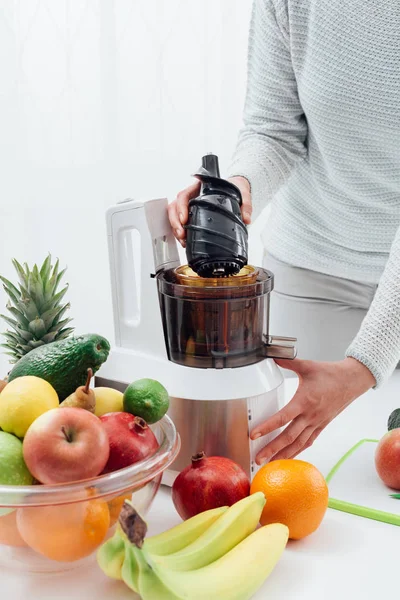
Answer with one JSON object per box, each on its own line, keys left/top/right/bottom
{"left": 0, "top": 414, "right": 180, "bottom": 574}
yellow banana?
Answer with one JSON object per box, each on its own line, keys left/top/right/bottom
{"left": 153, "top": 492, "right": 266, "bottom": 571}
{"left": 140, "top": 523, "right": 289, "bottom": 600}
{"left": 130, "top": 544, "right": 180, "bottom": 600}
{"left": 144, "top": 505, "right": 228, "bottom": 556}
{"left": 96, "top": 527, "right": 126, "bottom": 580}
{"left": 121, "top": 541, "right": 141, "bottom": 593}
{"left": 97, "top": 505, "right": 228, "bottom": 580}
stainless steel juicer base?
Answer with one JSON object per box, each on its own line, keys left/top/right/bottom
{"left": 95, "top": 376, "right": 283, "bottom": 485}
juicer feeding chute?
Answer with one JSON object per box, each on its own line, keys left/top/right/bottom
{"left": 185, "top": 153, "right": 248, "bottom": 278}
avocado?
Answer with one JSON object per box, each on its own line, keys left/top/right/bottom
{"left": 7, "top": 333, "right": 110, "bottom": 401}
{"left": 388, "top": 408, "right": 400, "bottom": 431}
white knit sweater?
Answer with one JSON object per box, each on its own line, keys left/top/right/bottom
{"left": 228, "top": 0, "right": 400, "bottom": 387}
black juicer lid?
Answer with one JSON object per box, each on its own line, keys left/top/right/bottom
{"left": 184, "top": 154, "right": 248, "bottom": 277}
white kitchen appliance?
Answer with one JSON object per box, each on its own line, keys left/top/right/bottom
{"left": 96, "top": 158, "right": 296, "bottom": 485}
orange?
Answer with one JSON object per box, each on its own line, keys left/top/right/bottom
{"left": 250, "top": 459, "right": 329, "bottom": 540}
{"left": 0, "top": 510, "right": 27, "bottom": 547}
{"left": 107, "top": 493, "right": 132, "bottom": 527}
{"left": 16, "top": 498, "right": 110, "bottom": 562}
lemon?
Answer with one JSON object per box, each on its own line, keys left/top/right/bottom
{"left": 0, "top": 376, "right": 59, "bottom": 438}
{"left": 123, "top": 379, "right": 169, "bottom": 424}
{"left": 93, "top": 387, "right": 124, "bottom": 417}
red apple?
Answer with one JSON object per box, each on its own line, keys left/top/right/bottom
{"left": 375, "top": 428, "right": 400, "bottom": 490}
{"left": 100, "top": 412, "right": 159, "bottom": 474}
{"left": 23, "top": 407, "right": 110, "bottom": 484}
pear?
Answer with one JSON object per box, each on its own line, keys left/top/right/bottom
{"left": 59, "top": 368, "right": 96, "bottom": 413}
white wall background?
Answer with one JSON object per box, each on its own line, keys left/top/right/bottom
{"left": 0, "top": 0, "right": 267, "bottom": 377}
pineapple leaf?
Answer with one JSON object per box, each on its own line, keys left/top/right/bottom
{"left": 12, "top": 259, "right": 28, "bottom": 289}
{"left": 52, "top": 258, "right": 60, "bottom": 280}
{"left": 2, "top": 285, "right": 21, "bottom": 310}
{"left": 0, "top": 314, "right": 20, "bottom": 332}
{"left": 0, "top": 342, "right": 18, "bottom": 350}
{"left": 41, "top": 285, "right": 69, "bottom": 314}
{"left": 27, "top": 340, "right": 45, "bottom": 349}
{"left": 2, "top": 331, "right": 21, "bottom": 343}
{"left": 39, "top": 254, "right": 52, "bottom": 281}
{"left": 6, "top": 305, "right": 30, "bottom": 328}
{"left": 54, "top": 268, "right": 67, "bottom": 294}
{"left": 27, "top": 271, "right": 45, "bottom": 310}
{"left": 0, "top": 276, "right": 21, "bottom": 300}
{"left": 18, "top": 297, "right": 39, "bottom": 321}
{"left": 48, "top": 317, "right": 73, "bottom": 334}
{"left": 45, "top": 266, "right": 66, "bottom": 299}
{"left": 16, "top": 328, "right": 35, "bottom": 342}
{"left": 41, "top": 331, "right": 58, "bottom": 344}
{"left": 3, "top": 351, "right": 19, "bottom": 360}
{"left": 20, "top": 343, "right": 35, "bottom": 352}
{"left": 28, "top": 318, "right": 46, "bottom": 339}
{"left": 56, "top": 327, "right": 75, "bottom": 340}
{"left": 40, "top": 303, "right": 69, "bottom": 330}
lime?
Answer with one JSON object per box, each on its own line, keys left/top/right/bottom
{"left": 0, "top": 376, "right": 59, "bottom": 438}
{"left": 123, "top": 379, "right": 169, "bottom": 424}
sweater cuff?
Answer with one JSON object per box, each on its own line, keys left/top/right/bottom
{"left": 227, "top": 145, "right": 277, "bottom": 221}
{"left": 345, "top": 346, "right": 390, "bottom": 389}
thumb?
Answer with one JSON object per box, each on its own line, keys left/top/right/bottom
{"left": 241, "top": 191, "right": 252, "bottom": 225}
{"left": 274, "top": 357, "right": 308, "bottom": 376}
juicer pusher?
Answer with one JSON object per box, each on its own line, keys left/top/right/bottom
{"left": 185, "top": 153, "right": 248, "bottom": 278}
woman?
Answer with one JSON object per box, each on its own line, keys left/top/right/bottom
{"left": 168, "top": 0, "right": 399, "bottom": 465}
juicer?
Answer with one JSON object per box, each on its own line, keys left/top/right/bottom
{"left": 95, "top": 155, "right": 296, "bottom": 485}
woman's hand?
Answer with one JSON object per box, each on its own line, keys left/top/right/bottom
{"left": 168, "top": 176, "right": 252, "bottom": 246}
{"left": 251, "top": 357, "right": 376, "bottom": 465}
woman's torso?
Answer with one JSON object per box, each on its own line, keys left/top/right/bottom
{"left": 265, "top": 0, "right": 400, "bottom": 283}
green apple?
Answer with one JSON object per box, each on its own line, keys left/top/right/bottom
{"left": 0, "top": 431, "right": 33, "bottom": 516}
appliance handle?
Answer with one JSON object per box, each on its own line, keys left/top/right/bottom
{"left": 106, "top": 198, "right": 178, "bottom": 355}
{"left": 262, "top": 335, "right": 297, "bottom": 360}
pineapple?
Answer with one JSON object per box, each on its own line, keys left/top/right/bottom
{"left": 0, "top": 255, "right": 74, "bottom": 363}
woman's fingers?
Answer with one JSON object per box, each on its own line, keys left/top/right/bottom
{"left": 274, "top": 357, "right": 310, "bottom": 377}
{"left": 254, "top": 415, "right": 307, "bottom": 465}
{"left": 241, "top": 187, "right": 252, "bottom": 224}
{"left": 167, "top": 202, "right": 186, "bottom": 245}
{"left": 176, "top": 181, "right": 200, "bottom": 226}
{"left": 269, "top": 425, "right": 316, "bottom": 461}
{"left": 229, "top": 176, "right": 252, "bottom": 224}
{"left": 250, "top": 397, "right": 302, "bottom": 441}
{"left": 169, "top": 180, "right": 201, "bottom": 245}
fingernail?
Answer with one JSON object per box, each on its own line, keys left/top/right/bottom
{"left": 175, "top": 228, "right": 183, "bottom": 237}
{"left": 252, "top": 433, "right": 261, "bottom": 440}
{"left": 179, "top": 212, "right": 184, "bottom": 223}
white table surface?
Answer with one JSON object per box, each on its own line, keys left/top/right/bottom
{"left": 3, "top": 372, "right": 399, "bottom": 600}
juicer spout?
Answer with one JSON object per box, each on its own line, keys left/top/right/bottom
{"left": 262, "top": 335, "right": 297, "bottom": 360}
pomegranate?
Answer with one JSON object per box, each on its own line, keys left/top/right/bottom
{"left": 172, "top": 451, "right": 250, "bottom": 520}
{"left": 100, "top": 412, "right": 159, "bottom": 474}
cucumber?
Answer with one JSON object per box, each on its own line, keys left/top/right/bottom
{"left": 7, "top": 333, "right": 110, "bottom": 401}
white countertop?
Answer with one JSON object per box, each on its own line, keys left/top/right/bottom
{"left": 3, "top": 372, "right": 400, "bottom": 600}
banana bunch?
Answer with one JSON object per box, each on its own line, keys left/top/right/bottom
{"left": 97, "top": 492, "right": 289, "bottom": 600}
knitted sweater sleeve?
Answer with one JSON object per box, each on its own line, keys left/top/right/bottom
{"left": 227, "top": 0, "right": 308, "bottom": 219}
{"left": 346, "top": 229, "right": 400, "bottom": 387}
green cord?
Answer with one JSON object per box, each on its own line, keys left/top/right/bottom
{"left": 326, "top": 438, "right": 399, "bottom": 527}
